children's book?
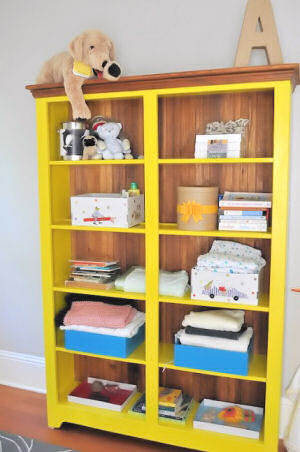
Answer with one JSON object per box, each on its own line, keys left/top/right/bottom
{"left": 159, "top": 387, "right": 182, "bottom": 408}
{"left": 68, "top": 377, "right": 137, "bottom": 412}
{"left": 219, "top": 192, "right": 272, "bottom": 208}
{"left": 193, "top": 399, "right": 264, "bottom": 439}
{"left": 70, "top": 259, "right": 119, "bottom": 267}
{"left": 218, "top": 222, "right": 267, "bottom": 232}
{"left": 129, "top": 393, "right": 194, "bottom": 423}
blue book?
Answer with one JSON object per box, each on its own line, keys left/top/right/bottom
{"left": 222, "top": 210, "right": 264, "bottom": 216}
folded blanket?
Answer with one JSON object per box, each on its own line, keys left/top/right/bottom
{"left": 115, "top": 266, "right": 189, "bottom": 297}
{"left": 182, "top": 309, "right": 245, "bottom": 332}
{"left": 185, "top": 324, "right": 247, "bottom": 340}
{"left": 196, "top": 252, "right": 265, "bottom": 274}
{"left": 63, "top": 301, "right": 137, "bottom": 329}
{"left": 176, "top": 326, "right": 253, "bottom": 352}
{"left": 61, "top": 311, "right": 145, "bottom": 338}
{"left": 210, "top": 240, "right": 262, "bottom": 258}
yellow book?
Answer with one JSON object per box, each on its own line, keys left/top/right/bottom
{"left": 159, "top": 387, "right": 182, "bottom": 408}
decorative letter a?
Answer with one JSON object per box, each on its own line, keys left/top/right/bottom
{"left": 235, "top": 0, "right": 283, "bottom": 66}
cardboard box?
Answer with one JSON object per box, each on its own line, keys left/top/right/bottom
{"left": 64, "top": 324, "right": 145, "bottom": 358}
{"left": 193, "top": 398, "right": 264, "bottom": 439}
{"left": 195, "top": 134, "right": 244, "bottom": 158}
{"left": 174, "top": 337, "right": 252, "bottom": 376}
{"left": 191, "top": 267, "right": 262, "bottom": 305}
{"left": 71, "top": 193, "right": 144, "bottom": 228}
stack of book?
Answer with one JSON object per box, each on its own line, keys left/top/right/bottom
{"left": 130, "top": 387, "right": 194, "bottom": 423}
{"left": 218, "top": 192, "right": 272, "bottom": 232}
{"left": 65, "top": 258, "right": 121, "bottom": 290}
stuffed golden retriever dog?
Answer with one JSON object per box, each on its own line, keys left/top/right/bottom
{"left": 36, "top": 30, "right": 122, "bottom": 119}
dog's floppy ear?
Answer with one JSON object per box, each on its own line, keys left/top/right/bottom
{"left": 108, "top": 40, "right": 116, "bottom": 61}
{"left": 69, "top": 33, "right": 85, "bottom": 61}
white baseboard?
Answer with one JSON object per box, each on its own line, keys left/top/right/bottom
{"left": 0, "top": 349, "right": 46, "bottom": 393}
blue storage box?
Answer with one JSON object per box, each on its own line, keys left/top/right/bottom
{"left": 174, "top": 338, "right": 253, "bottom": 376}
{"left": 64, "top": 325, "right": 145, "bottom": 358}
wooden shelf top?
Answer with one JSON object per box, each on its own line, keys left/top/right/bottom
{"left": 26, "top": 64, "right": 299, "bottom": 98}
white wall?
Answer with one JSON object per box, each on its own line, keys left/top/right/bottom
{"left": 0, "top": 0, "right": 300, "bottom": 390}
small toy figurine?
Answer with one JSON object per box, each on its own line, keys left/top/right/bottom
{"left": 218, "top": 405, "right": 255, "bottom": 424}
{"left": 82, "top": 135, "right": 98, "bottom": 160}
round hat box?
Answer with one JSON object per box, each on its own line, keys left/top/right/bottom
{"left": 177, "top": 186, "right": 218, "bottom": 231}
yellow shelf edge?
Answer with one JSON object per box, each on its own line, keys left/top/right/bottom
{"left": 56, "top": 342, "right": 146, "bottom": 365}
{"left": 158, "top": 158, "right": 274, "bottom": 164}
{"left": 53, "top": 285, "right": 146, "bottom": 300}
{"left": 159, "top": 292, "right": 269, "bottom": 312}
{"left": 51, "top": 223, "right": 145, "bottom": 234}
{"left": 49, "top": 159, "right": 144, "bottom": 166}
{"left": 159, "top": 223, "right": 272, "bottom": 239}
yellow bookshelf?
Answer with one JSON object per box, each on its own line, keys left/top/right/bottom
{"left": 27, "top": 64, "right": 299, "bottom": 452}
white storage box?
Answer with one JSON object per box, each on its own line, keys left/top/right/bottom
{"left": 195, "top": 134, "right": 244, "bottom": 158}
{"left": 68, "top": 377, "right": 137, "bottom": 412}
{"left": 71, "top": 193, "right": 144, "bottom": 228}
{"left": 191, "top": 267, "right": 262, "bottom": 305}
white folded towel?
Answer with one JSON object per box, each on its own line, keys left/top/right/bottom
{"left": 176, "top": 326, "right": 253, "bottom": 352}
{"left": 182, "top": 309, "right": 245, "bottom": 332}
{"left": 115, "top": 266, "right": 189, "bottom": 297}
{"left": 60, "top": 311, "right": 145, "bottom": 338}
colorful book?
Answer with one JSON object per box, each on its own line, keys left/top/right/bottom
{"left": 159, "top": 387, "right": 182, "bottom": 408}
{"left": 129, "top": 393, "right": 194, "bottom": 423}
{"left": 219, "top": 192, "right": 272, "bottom": 208}
{"left": 222, "top": 210, "right": 266, "bottom": 216}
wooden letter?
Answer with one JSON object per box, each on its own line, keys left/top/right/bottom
{"left": 235, "top": 0, "right": 283, "bottom": 66}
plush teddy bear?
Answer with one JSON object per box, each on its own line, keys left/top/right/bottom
{"left": 96, "top": 122, "right": 133, "bottom": 160}
{"left": 36, "top": 30, "right": 122, "bottom": 120}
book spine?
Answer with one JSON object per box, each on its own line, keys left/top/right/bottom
{"left": 219, "top": 219, "right": 267, "bottom": 224}
{"left": 219, "top": 201, "right": 271, "bottom": 208}
{"left": 218, "top": 223, "right": 267, "bottom": 231}
{"left": 222, "top": 210, "right": 264, "bottom": 216}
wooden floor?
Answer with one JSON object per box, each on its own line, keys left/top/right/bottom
{"left": 0, "top": 385, "right": 286, "bottom": 452}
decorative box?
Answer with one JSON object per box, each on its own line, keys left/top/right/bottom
{"left": 195, "top": 134, "right": 245, "bottom": 158}
{"left": 174, "top": 337, "right": 253, "bottom": 376}
{"left": 191, "top": 267, "right": 263, "bottom": 306}
{"left": 71, "top": 193, "right": 144, "bottom": 228}
{"left": 193, "top": 399, "right": 264, "bottom": 439}
{"left": 64, "top": 324, "right": 145, "bottom": 358}
{"left": 177, "top": 186, "right": 218, "bottom": 231}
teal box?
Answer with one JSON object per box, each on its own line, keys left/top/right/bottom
{"left": 174, "top": 338, "right": 252, "bottom": 376}
{"left": 64, "top": 325, "right": 145, "bottom": 358}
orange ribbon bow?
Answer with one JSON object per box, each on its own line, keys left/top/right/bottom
{"left": 177, "top": 201, "right": 218, "bottom": 223}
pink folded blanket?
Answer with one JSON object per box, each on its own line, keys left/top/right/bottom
{"left": 63, "top": 302, "right": 137, "bottom": 329}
